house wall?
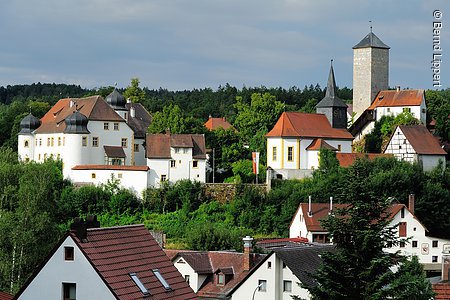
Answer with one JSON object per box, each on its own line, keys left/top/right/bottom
{"left": 384, "top": 127, "right": 417, "bottom": 163}
{"left": 133, "top": 137, "right": 147, "bottom": 166}
{"left": 230, "top": 254, "right": 310, "bottom": 300}
{"left": 18, "top": 134, "right": 35, "bottom": 162}
{"left": 375, "top": 105, "right": 424, "bottom": 124}
{"left": 70, "top": 169, "right": 149, "bottom": 197}
{"left": 419, "top": 155, "right": 446, "bottom": 172}
{"left": 289, "top": 207, "right": 308, "bottom": 240}
{"left": 17, "top": 236, "right": 115, "bottom": 300}
{"left": 173, "top": 257, "right": 205, "bottom": 293}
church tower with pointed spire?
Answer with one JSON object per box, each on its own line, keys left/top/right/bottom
{"left": 352, "top": 26, "right": 390, "bottom": 120}
{"left": 316, "top": 60, "right": 348, "bottom": 128}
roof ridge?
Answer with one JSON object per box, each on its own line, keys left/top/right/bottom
{"left": 87, "top": 224, "right": 145, "bottom": 231}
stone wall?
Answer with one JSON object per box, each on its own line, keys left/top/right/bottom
{"left": 203, "top": 183, "right": 267, "bottom": 203}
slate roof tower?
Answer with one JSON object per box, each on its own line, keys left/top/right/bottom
{"left": 316, "top": 60, "right": 348, "bottom": 129}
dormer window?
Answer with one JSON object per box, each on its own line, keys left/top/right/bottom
{"left": 217, "top": 274, "right": 225, "bottom": 285}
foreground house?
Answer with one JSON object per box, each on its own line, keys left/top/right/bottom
{"left": 384, "top": 125, "right": 447, "bottom": 171}
{"left": 289, "top": 196, "right": 450, "bottom": 269}
{"left": 14, "top": 220, "right": 196, "bottom": 300}
{"left": 0, "top": 291, "right": 13, "bottom": 300}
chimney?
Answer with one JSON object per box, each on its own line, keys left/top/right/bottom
{"left": 69, "top": 100, "right": 74, "bottom": 107}
{"left": 329, "top": 196, "right": 333, "bottom": 214}
{"left": 408, "top": 194, "right": 415, "bottom": 214}
{"left": 70, "top": 215, "right": 100, "bottom": 242}
{"left": 443, "top": 255, "right": 450, "bottom": 281}
{"left": 396, "top": 86, "right": 401, "bottom": 92}
{"left": 130, "top": 106, "right": 135, "bottom": 118}
{"left": 243, "top": 236, "right": 253, "bottom": 271}
{"left": 307, "top": 195, "right": 313, "bottom": 217}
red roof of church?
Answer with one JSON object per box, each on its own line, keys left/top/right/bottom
{"left": 266, "top": 112, "right": 353, "bottom": 139}
{"left": 204, "top": 117, "right": 234, "bottom": 131}
{"left": 368, "top": 89, "right": 424, "bottom": 109}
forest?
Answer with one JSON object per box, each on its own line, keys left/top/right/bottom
{"left": 0, "top": 81, "right": 449, "bottom": 294}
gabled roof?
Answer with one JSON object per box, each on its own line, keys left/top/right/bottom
{"left": 167, "top": 250, "right": 266, "bottom": 298}
{"left": 316, "top": 64, "right": 347, "bottom": 109}
{"left": 306, "top": 138, "right": 337, "bottom": 151}
{"left": 146, "top": 134, "right": 207, "bottom": 159}
{"left": 336, "top": 153, "right": 392, "bottom": 167}
{"left": 266, "top": 112, "right": 353, "bottom": 139}
{"left": 0, "top": 291, "right": 13, "bottom": 300}
{"left": 398, "top": 125, "right": 447, "bottom": 155}
{"left": 368, "top": 89, "right": 424, "bottom": 109}
{"left": 36, "top": 96, "right": 125, "bottom": 134}
{"left": 204, "top": 117, "right": 234, "bottom": 131}
{"left": 353, "top": 31, "right": 390, "bottom": 49}
{"left": 291, "top": 202, "right": 421, "bottom": 234}
{"left": 125, "top": 103, "right": 152, "bottom": 139}
{"left": 14, "top": 224, "right": 196, "bottom": 300}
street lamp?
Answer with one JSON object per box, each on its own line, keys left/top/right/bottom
{"left": 252, "top": 282, "right": 264, "bottom": 300}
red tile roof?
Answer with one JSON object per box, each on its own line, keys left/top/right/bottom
{"left": 399, "top": 125, "right": 447, "bottom": 155}
{"left": 306, "top": 139, "right": 337, "bottom": 151}
{"left": 146, "top": 134, "right": 207, "bottom": 159}
{"left": 266, "top": 112, "right": 353, "bottom": 139}
{"left": 434, "top": 282, "right": 450, "bottom": 300}
{"left": 168, "top": 250, "right": 266, "bottom": 298}
{"left": 36, "top": 96, "right": 125, "bottom": 134}
{"left": 368, "top": 89, "right": 424, "bottom": 109}
{"left": 72, "top": 165, "right": 149, "bottom": 171}
{"left": 72, "top": 225, "right": 196, "bottom": 300}
{"left": 336, "top": 153, "right": 392, "bottom": 167}
{"left": 0, "top": 291, "right": 13, "bottom": 300}
{"left": 204, "top": 117, "right": 234, "bottom": 131}
{"left": 290, "top": 203, "right": 412, "bottom": 233}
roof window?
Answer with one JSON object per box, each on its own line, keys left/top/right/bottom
{"left": 129, "top": 273, "right": 149, "bottom": 296}
{"left": 153, "top": 269, "right": 171, "bottom": 291}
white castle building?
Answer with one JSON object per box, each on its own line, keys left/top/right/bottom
{"left": 18, "top": 89, "right": 206, "bottom": 196}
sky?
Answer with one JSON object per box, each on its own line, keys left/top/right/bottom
{"left": 0, "top": 0, "right": 449, "bottom": 91}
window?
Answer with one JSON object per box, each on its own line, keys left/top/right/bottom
{"left": 185, "top": 275, "right": 190, "bottom": 284}
{"left": 283, "top": 280, "right": 292, "bottom": 292}
{"left": 258, "top": 280, "right": 267, "bottom": 292}
{"left": 170, "top": 160, "right": 176, "bottom": 168}
{"left": 432, "top": 240, "right": 438, "bottom": 248}
{"left": 412, "top": 241, "right": 418, "bottom": 248}
{"left": 422, "top": 108, "right": 426, "bottom": 113}
{"left": 47, "top": 138, "right": 51, "bottom": 146}
{"left": 51, "top": 137, "right": 54, "bottom": 147}
{"left": 63, "top": 137, "right": 65, "bottom": 146}
{"left": 400, "top": 241, "right": 405, "bottom": 248}
{"left": 111, "top": 158, "right": 123, "bottom": 166}
{"left": 272, "top": 147, "right": 277, "bottom": 161}
{"left": 129, "top": 273, "right": 149, "bottom": 296}
{"left": 287, "top": 146, "right": 293, "bottom": 161}
{"left": 39, "top": 138, "right": 42, "bottom": 146}
{"left": 398, "top": 222, "right": 407, "bottom": 237}
{"left": 24, "top": 140, "right": 29, "bottom": 148}
{"left": 91, "top": 173, "right": 96, "bottom": 179}
{"left": 62, "top": 283, "right": 76, "bottom": 300}
{"left": 104, "top": 122, "right": 109, "bottom": 130}
{"left": 403, "top": 107, "right": 411, "bottom": 113}
{"left": 153, "top": 269, "right": 171, "bottom": 290}
{"left": 64, "top": 247, "right": 74, "bottom": 261}
{"left": 387, "top": 108, "right": 391, "bottom": 113}
{"left": 134, "top": 144, "right": 139, "bottom": 152}
{"left": 337, "top": 144, "right": 342, "bottom": 151}
{"left": 117, "top": 173, "right": 123, "bottom": 179}
{"left": 161, "top": 175, "right": 167, "bottom": 182}
{"left": 267, "top": 261, "right": 272, "bottom": 269}
{"left": 193, "top": 160, "right": 198, "bottom": 168}
{"left": 92, "top": 137, "right": 99, "bottom": 147}
{"left": 113, "top": 123, "right": 119, "bottom": 130}
{"left": 217, "top": 274, "right": 225, "bottom": 285}
{"left": 82, "top": 137, "right": 87, "bottom": 147}
{"left": 124, "top": 112, "right": 128, "bottom": 119}
{"left": 121, "top": 138, "right": 127, "bottom": 148}
{"left": 38, "top": 154, "right": 41, "bottom": 160}
{"left": 401, "top": 207, "right": 405, "bottom": 218}
{"left": 35, "top": 139, "right": 38, "bottom": 146}
{"left": 175, "top": 148, "right": 180, "bottom": 154}
{"left": 432, "top": 256, "right": 438, "bottom": 263}
{"left": 58, "top": 137, "right": 61, "bottom": 146}
{"left": 183, "top": 148, "right": 188, "bottom": 154}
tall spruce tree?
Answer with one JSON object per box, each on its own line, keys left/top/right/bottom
{"left": 302, "top": 161, "right": 434, "bottom": 300}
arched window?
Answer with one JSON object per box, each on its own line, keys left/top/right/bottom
{"left": 24, "top": 140, "right": 29, "bottom": 148}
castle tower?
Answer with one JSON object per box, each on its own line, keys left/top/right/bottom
{"left": 316, "top": 61, "right": 348, "bottom": 128}
{"left": 352, "top": 28, "right": 389, "bottom": 120}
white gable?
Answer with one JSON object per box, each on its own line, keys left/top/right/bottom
{"left": 17, "top": 236, "right": 115, "bottom": 300}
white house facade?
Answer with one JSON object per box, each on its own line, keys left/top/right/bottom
{"left": 384, "top": 125, "right": 446, "bottom": 171}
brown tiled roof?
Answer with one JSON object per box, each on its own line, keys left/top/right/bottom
{"left": 36, "top": 96, "right": 125, "bottom": 134}
{"left": 266, "top": 112, "right": 353, "bottom": 139}
{"left": 0, "top": 291, "right": 13, "bottom": 300}
{"left": 306, "top": 139, "right": 337, "bottom": 151}
{"left": 72, "top": 165, "right": 149, "bottom": 171}
{"left": 72, "top": 225, "right": 196, "bottom": 300}
{"left": 146, "top": 134, "right": 207, "bottom": 159}
{"left": 104, "top": 146, "right": 126, "bottom": 158}
{"left": 126, "top": 103, "right": 152, "bottom": 139}
{"left": 290, "top": 203, "right": 409, "bottom": 233}
{"left": 336, "top": 153, "right": 392, "bottom": 167}
{"left": 368, "top": 89, "right": 424, "bottom": 109}
{"left": 169, "top": 250, "right": 266, "bottom": 298}
{"left": 204, "top": 117, "right": 234, "bottom": 131}
{"left": 399, "top": 125, "right": 447, "bottom": 155}
{"left": 434, "top": 282, "right": 450, "bottom": 300}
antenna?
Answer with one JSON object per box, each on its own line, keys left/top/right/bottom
{"left": 330, "top": 59, "right": 333, "bottom": 67}
{"left": 369, "top": 20, "right": 372, "bottom": 32}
